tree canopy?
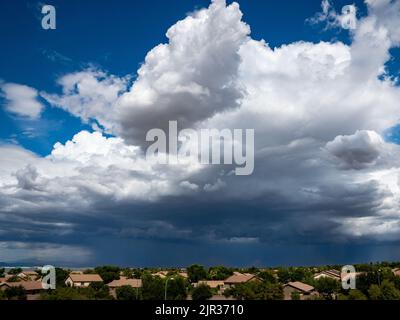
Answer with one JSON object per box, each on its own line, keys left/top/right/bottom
{"left": 94, "top": 265, "right": 121, "bottom": 284}
{"left": 313, "top": 277, "right": 340, "bottom": 300}
{"left": 192, "top": 284, "right": 213, "bottom": 301}
{"left": 116, "top": 285, "right": 140, "bottom": 300}
{"left": 225, "top": 281, "right": 283, "bottom": 300}
{"left": 187, "top": 265, "right": 208, "bottom": 283}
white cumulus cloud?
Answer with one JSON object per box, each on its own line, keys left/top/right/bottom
{"left": 1, "top": 83, "right": 44, "bottom": 119}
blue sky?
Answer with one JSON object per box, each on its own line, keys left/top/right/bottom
{"left": 1, "top": 0, "right": 400, "bottom": 267}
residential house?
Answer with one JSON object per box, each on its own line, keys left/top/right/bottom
{"left": 151, "top": 270, "right": 187, "bottom": 279}
{"left": 283, "top": 281, "right": 317, "bottom": 300}
{"left": 393, "top": 268, "right": 400, "bottom": 277}
{"left": 65, "top": 274, "right": 103, "bottom": 287}
{"left": 107, "top": 277, "right": 142, "bottom": 298}
{"left": 313, "top": 269, "right": 341, "bottom": 281}
{"left": 17, "top": 270, "right": 39, "bottom": 281}
{"left": 223, "top": 272, "right": 260, "bottom": 289}
{"left": 0, "top": 280, "right": 44, "bottom": 300}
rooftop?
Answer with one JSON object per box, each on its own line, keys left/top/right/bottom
{"left": 1, "top": 280, "right": 43, "bottom": 291}
{"left": 224, "top": 272, "right": 257, "bottom": 284}
{"left": 67, "top": 274, "right": 103, "bottom": 282}
{"left": 107, "top": 277, "right": 142, "bottom": 288}
{"left": 285, "top": 281, "right": 315, "bottom": 293}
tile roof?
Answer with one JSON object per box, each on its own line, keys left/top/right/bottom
{"left": 68, "top": 274, "right": 103, "bottom": 282}
{"left": 107, "top": 277, "right": 142, "bottom": 288}
{"left": 285, "top": 281, "right": 315, "bottom": 293}
{"left": 314, "top": 269, "right": 341, "bottom": 280}
{"left": 224, "top": 272, "right": 256, "bottom": 284}
{"left": 1, "top": 280, "right": 44, "bottom": 291}
{"left": 22, "top": 271, "right": 38, "bottom": 275}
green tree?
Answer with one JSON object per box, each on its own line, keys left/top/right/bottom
{"left": 83, "top": 269, "right": 96, "bottom": 274}
{"left": 165, "top": 277, "right": 188, "bottom": 300}
{"left": 116, "top": 285, "right": 140, "bottom": 300}
{"left": 368, "top": 280, "right": 400, "bottom": 300}
{"left": 368, "top": 284, "right": 382, "bottom": 300}
{"left": 277, "top": 268, "right": 291, "bottom": 283}
{"left": 257, "top": 282, "right": 284, "bottom": 300}
{"left": 55, "top": 267, "right": 69, "bottom": 287}
{"left": 337, "top": 289, "right": 368, "bottom": 300}
{"left": 337, "top": 293, "right": 349, "bottom": 300}
{"left": 291, "top": 268, "right": 311, "bottom": 282}
{"left": 277, "top": 267, "right": 311, "bottom": 283}
{"left": 132, "top": 269, "right": 144, "bottom": 279}
{"left": 8, "top": 268, "right": 22, "bottom": 275}
{"left": 393, "top": 276, "right": 400, "bottom": 291}
{"left": 258, "top": 270, "right": 277, "bottom": 283}
{"left": 380, "top": 280, "right": 400, "bottom": 300}
{"left": 141, "top": 274, "right": 164, "bottom": 300}
{"left": 187, "top": 265, "right": 207, "bottom": 283}
{"left": 6, "top": 276, "right": 21, "bottom": 282}
{"left": 208, "top": 266, "right": 233, "bottom": 280}
{"left": 121, "top": 268, "right": 134, "bottom": 279}
{"left": 225, "top": 281, "right": 283, "bottom": 300}
{"left": 5, "top": 286, "right": 26, "bottom": 300}
{"left": 94, "top": 265, "right": 121, "bottom": 284}
{"left": 357, "top": 267, "right": 395, "bottom": 294}
{"left": 314, "top": 278, "right": 340, "bottom": 300}
{"left": 0, "top": 268, "right": 5, "bottom": 277}
{"left": 291, "top": 291, "right": 301, "bottom": 300}
{"left": 88, "top": 282, "right": 113, "bottom": 300}
{"left": 41, "top": 287, "right": 90, "bottom": 300}
{"left": 347, "top": 290, "right": 368, "bottom": 300}
{"left": 243, "top": 267, "right": 259, "bottom": 274}
{"left": 357, "top": 272, "right": 379, "bottom": 294}
{"left": 192, "top": 284, "right": 213, "bottom": 301}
